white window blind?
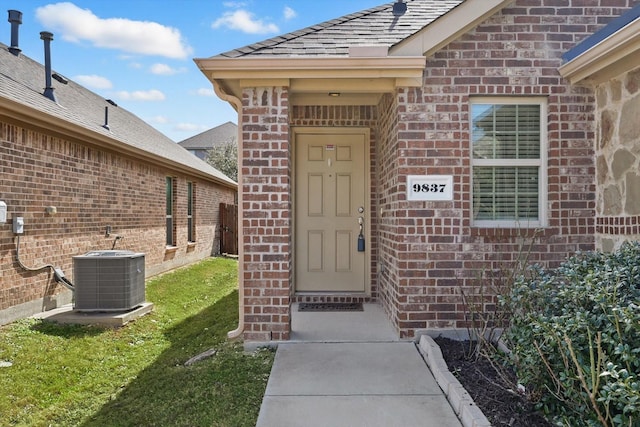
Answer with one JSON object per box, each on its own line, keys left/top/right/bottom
{"left": 471, "top": 99, "right": 546, "bottom": 227}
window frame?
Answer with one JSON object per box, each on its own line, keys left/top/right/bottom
{"left": 166, "top": 176, "right": 176, "bottom": 247}
{"left": 187, "top": 181, "right": 195, "bottom": 243}
{"left": 470, "top": 97, "right": 548, "bottom": 228}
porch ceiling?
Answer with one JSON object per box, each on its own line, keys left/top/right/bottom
{"left": 194, "top": 56, "right": 427, "bottom": 106}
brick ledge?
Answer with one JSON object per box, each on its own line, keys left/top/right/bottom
{"left": 418, "top": 335, "right": 492, "bottom": 427}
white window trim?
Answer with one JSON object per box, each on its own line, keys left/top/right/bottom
{"left": 470, "top": 97, "right": 548, "bottom": 228}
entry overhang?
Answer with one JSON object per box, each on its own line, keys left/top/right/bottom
{"left": 194, "top": 56, "right": 427, "bottom": 104}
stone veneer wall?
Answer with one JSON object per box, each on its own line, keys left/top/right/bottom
{"left": 595, "top": 67, "right": 640, "bottom": 251}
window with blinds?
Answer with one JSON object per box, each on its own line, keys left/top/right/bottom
{"left": 187, "top": 182, "right": 195, "bottom": 243}
{"left": 166, "top": 177, "right": 176, "bottom": 246}
{"left": 471, "top": 99, "right": 547, "bottom": 227}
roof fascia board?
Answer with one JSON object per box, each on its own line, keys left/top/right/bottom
{"left": 1, "top": 98, "right": 237, "bottom": 189}
{"left": 196, "top": 56, "right": 426, "bottom": 80}
{"left": 558, "top": 18, "right": 640, "bottom": 85}
{"left": 389, "top": 0, "right": 514, "bottom": 57}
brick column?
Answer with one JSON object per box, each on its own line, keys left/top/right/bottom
{"left": 240, "top": 86, "right": 291, "bottom": 342}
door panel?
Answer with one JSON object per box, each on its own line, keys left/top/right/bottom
{"left": 295, "top": 132, "right": 367, "bottom": 292}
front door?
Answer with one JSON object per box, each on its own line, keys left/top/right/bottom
{"left": 294, "top": 129, "right": 368, "bottom": 293}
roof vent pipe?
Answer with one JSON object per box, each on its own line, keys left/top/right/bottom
{"left": 102, "top": 106, "right": 110, "bottom": 131}
{"left": 40, "top": 31, "right": 57, "bottom": 102}
{"left": 7, "top": 10, "right": 22, "bottom": 56}
{"left": 392, "top": 0, "right": 407, "bottom": 16}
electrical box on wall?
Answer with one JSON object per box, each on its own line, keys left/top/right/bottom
{"left": 0, "top": 201, "right": 6, "bottom": 223}
{"left": 13, "top": 217, "right": 24, "bottom": 234}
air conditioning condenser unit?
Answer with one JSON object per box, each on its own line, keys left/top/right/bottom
{"left": 73, "top": 250, "right": 145, "bottom": 312}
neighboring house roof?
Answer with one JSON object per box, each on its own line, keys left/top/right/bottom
{"left": 178, "top": 121, "right": 237, "bottom": 150}
{"left": 0, "top": 41, "right": 236, "bottom": 188}
{"left": 559, "top": 4, "right": 640, "bottom": 85}
{"left": 217, "top": 0, "right": 464, "bottom": 58}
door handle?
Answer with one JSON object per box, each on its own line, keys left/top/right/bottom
{"left": 357, "top": 217, "right": 365, "bottom": 252}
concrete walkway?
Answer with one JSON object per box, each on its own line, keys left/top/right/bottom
{"left": 255, "top": 303, "right": 462, "bottom": 427}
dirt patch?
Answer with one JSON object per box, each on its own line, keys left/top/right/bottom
{"left": 434, "top": 337, "right": 552, "bottom": 427}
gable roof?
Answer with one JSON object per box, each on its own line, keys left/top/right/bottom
{"left": 178, "top": 121, "right": 237, "bottom": 150}
{"left": 196, "top": 0, "right": 513, "bottom": 102}
{"left": 0, "top": 41, "right": 236, "bottom": 188}
{"left": 217, "top": 0, "right": 464, "bottom": 58}
{"left": 562, "top": 4, "right": 640, "bottom": 63}
{"left": 559, "top": 4, "right": 640, "bottom": 85}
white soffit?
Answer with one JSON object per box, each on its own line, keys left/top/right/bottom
{"left": 559, "top": 18, "right": 640, "bottom": 85}
{"left": 389, "top": 0, "right": 514, "bottom": 57}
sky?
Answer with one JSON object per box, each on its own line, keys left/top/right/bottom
{"left": 4, "top": 0, "right": 387, "bottom": 142}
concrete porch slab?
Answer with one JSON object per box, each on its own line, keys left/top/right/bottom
{"left": 32, "top": 302, "right": 154, "bottom": 327}
{"left": 290, "top": 302, "right": 398, "bottom": 342}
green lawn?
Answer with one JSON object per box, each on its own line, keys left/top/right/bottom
{"left": 0, "top": 257, "right": 274, "bottom": 427}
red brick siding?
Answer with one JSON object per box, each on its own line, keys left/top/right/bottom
{"left": 375, "top": 0, "right": 638, "bottom": 338}
{"left": 236, "top": 0, "right": 639, "bottom": 342}
{"left": 376, "top": 93, "right": 405, "bottom": 333}
{"left": 0, "top": 120, "right": 235, "bottom": 321}
{"left": 241, "top": 87, "right": 291, "bottom": 342}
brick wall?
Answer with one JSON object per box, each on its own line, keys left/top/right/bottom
{"left": 375, "top": 0, "right": 639, "bottom": 338}
{"left": 0, "top": 120, "right": 235, "bottom": 324}
{"left": 376, "top": 93, "right": 405, "bottom": 332}
{"left": 241, "top": 87, "right": 291, "bottom": 341}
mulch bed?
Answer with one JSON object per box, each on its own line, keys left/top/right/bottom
{"left": 434, "top": 337, "right": 552, "bottom": 427}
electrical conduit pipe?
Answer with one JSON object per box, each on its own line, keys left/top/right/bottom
{"left": 15, "top": 235, "right": 74, "bottom": 290}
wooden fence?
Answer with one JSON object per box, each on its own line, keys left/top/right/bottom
{"left": 219, "top": 203, "right": 238, "bottom": 255}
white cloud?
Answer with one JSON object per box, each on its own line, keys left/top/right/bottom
{"left": 35, "top": 3, "right": 193, "bottom": 59}
{"left": 74, "top": 74, "right": 113, "bottom": 89}
{"left": 115, "top": 89, "right": 166, "bottom": 101}
{"left": 283, "top": 6, "right": 297, "bottom": 20}
{"left": 150, "top": 63, "right": 186, "bottom": 75}
{"left": 223, "top": 1, "right": 248, "bottom": 7}
{"left": 148, "top": 115, "right": 170, "bottom": 124}
{"left": 212, "top": 10, "right": 279, "bottom": 34}
{"left": 194, "top": 88, "right": 216, "bottom": 97}
{"left": 174, "top": 123, "right": 208, "bottom": 132}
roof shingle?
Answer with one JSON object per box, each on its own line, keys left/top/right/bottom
{"left": 178, "top": 121, "right": 237, "bottom": 150}
{"left": 214, "top": 0, "right": 464, "bottom": 58}
{"left": 0, "top": 42, "right": 236, "bottom": 187}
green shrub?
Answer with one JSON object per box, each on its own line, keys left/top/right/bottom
{"left": 503, "top": 241, "right": 640, "bottom": 426}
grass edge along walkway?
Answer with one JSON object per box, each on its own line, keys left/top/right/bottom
{"left": 0, "top": 257, "right": 274, "bottom": 427}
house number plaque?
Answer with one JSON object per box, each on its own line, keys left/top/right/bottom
{"left": 407, "top": 175, "right": 453, "bottom": 201}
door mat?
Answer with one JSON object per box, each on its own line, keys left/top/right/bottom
{"left": 298, "top": 302, "right": 363, "bottom": 312}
